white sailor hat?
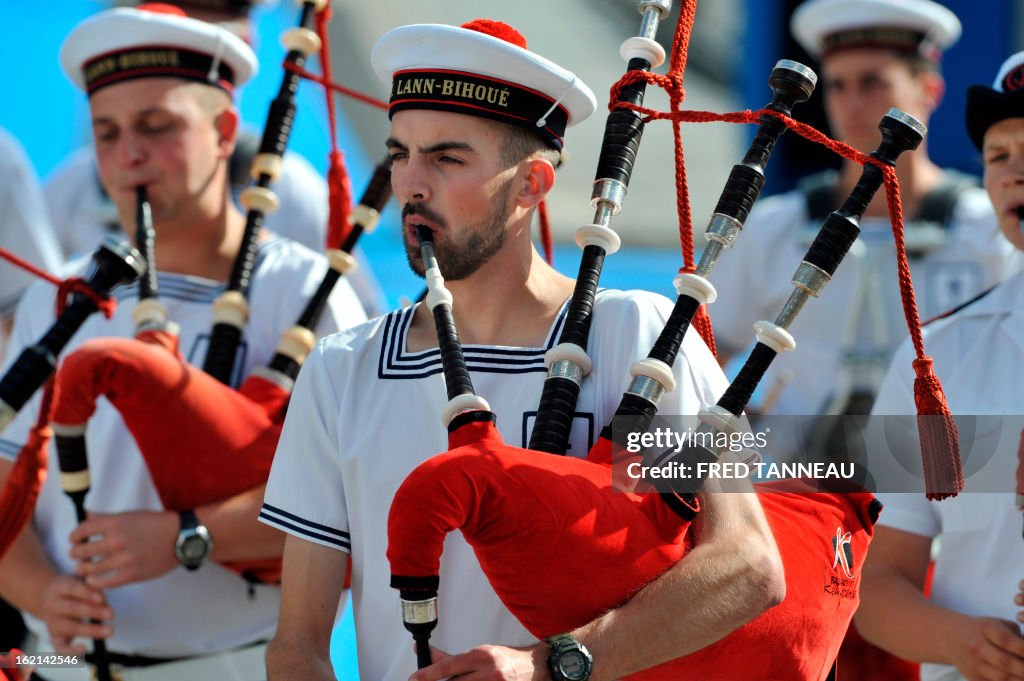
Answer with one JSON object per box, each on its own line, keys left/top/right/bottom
{"left": 371, "top": 19, "right": 597, "bottom": 151}
{"left": 60, "top": 3, "right": 258, "bottom": 97}
{"left": 965, "top": 51, "right": 1024, "bottom": 149}
{"left": 791, "top": 0, "right": 961, "bottom": 62}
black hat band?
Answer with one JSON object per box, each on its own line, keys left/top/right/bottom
{"left": 821, "top": 27, "right": 931, "bottom": 58}
{"left": 389, "top": 68, "right": 568, "bottom": 150}
{"left": 83, "top": 45, "right": 236, "bottom": 96}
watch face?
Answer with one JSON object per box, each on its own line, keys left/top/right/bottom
{"left": 558, "top": 651, "right": 588, "bottom": 680}
{"left": 178, "top": 532, "right": 209, "bottom": 561}
{"left": 180, "top": 534, "right": 208, "bottom": 561}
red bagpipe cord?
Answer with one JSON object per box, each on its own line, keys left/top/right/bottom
{"left": 606, "top": 4, "right": 960, "bottom": 499}
{"left": 285, "top": 6, "right": 393, "bottom": 250}
{"left": 604, "top": 1, "right": 715, "bottom": 356}
{"left": 314, "top": 6, "right": 353, "bottom": 251}
{"left": 0, "top": 263, "right": 117, "bottom": 560}
{"left": 538, "top": 198, "right": 554, "bottom": 265}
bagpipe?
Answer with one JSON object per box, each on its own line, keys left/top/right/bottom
{"left": 0, "top": 0, "right": 391, "bottom": 586}
{"left": 0, "top": 236, "right": 144, "bottom": 681}
{"left": 385, "top": 1, "right": 961, "bottom": 678}
{"left": 0, "top": 237, "right": 144, "bottom": 556}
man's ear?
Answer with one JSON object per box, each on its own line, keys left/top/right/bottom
{"left": 920, "top": 71, "right": 945, "bottom": 114}
{"left": 517, "top": 158, "right": 556, "bottom": 209}
{"left": 214, "top": 106, "right": 240, "bottom": 159}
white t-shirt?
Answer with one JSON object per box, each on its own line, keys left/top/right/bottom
{"left": 872, "top": 272, "right": 1024, "bottom": 681}
{"left": 261, "top": 288, "right": 728, "bottom": 681}
{"left": 0, "top": 128, "right": 62, "bottom": 318}
{"left": 0, "top": 234, "right": 366, "bottom": 656}
{"left": 43, "top": 144, "right": 387, "bottom": 317}
{"left": 711, "top": 180, "right": 1021, "bottom": 417}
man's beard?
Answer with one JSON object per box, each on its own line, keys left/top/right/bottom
{"left": 403, "top": 183, "right": 511, "bottom": 281}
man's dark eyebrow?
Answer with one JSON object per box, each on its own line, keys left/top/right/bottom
{"left": 92, "top": 108, "right": 167, "bottom": 127}
{"left": 420, "top": 141, "right": 474, "bottom": 154}
{"left": 384, "top": 138, "right": 474, "bottom": 155}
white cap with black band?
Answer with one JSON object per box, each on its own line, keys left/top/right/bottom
{"left": 791, "top": 0, "right": 961, "bottom": 62}
{"left": 371, "top": 19, "right": 596, "bottom": 151}
{"left": 60, "top": 3, "right": 257, "bottom": 96}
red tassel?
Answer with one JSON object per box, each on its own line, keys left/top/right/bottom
{"left": 0, "top": 422, "right": 50, "bottom": 560}
{"left": 538, "top": 199, "right": 553, "bottom": 266}
{"left": 326, "top": 150, "right": 353, "bottom": 250}
{"left": 912, "top": 357, "right": 962, "bottom": 500}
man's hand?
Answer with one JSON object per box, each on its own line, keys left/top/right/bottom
{"left": 949, "top": 615, "right": 1024, "bottom": 681}
{"left": 409, "top": 644, "right": 548, "bottom": 681}
{"left": 39, "top": 574, "right": 113, "bottom": 655}
{"left": 1015, "top": 578, "right": 1024, "bottom": 627}
{"left": 69, "top": 510, "right": 178, "bottom": 589}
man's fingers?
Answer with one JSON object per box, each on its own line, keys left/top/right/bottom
{"left": 407, "top": 647, "right": 456, "bottom": 675}
{"left": 54, "top": 575, "right": 105, "bottom": 604}
{"left": 408, "top": 646, "right": 522, "bottom": 681}
{"left": 48, "top": 588, "right": 112, "bottom": 623}
{"left": 47, "top": 615, "right": 113, "bottom": 643}
{"left": 51, "top": 635, "right": 87, "bottom": 657}
{"left": 69, "top": 533, "right": 125, "bottom": 562}
{"left": 85, "top": 568, "right": 132, "bottom": 591}
{"left": 983, "top": 619, "right": 1024, "bottom": 658}
{"left": 67, "top": 514, "right": 110, "bottom": 545}
{"left": 969, "top": 660, "right": 1024, "bottom": 681}
{"left": 77, "top": 549, "right": 135, "bottom": 587}
{"left": 969, "top": 620, "right": 1024, "bottom": 679}
{"left": 48, "top": 578, "right": 108, "bottom": 620}
{"left": 58, "top": 597, "right": 113, "bottom": 623}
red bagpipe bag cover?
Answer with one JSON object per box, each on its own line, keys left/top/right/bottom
{"left": 388, "top": 418, "right": 879, "bottom": 681}
{"left": 49, "top": 329, "right": 285, "bottom": 581}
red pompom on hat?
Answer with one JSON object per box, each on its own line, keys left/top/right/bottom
{"left": 371, "top": 20, "right": 595, "bottom": 150}
{"left": 460, "top": 19, "right": 528, "bottom": 49}
{"left": 136, "top": 2, "right": 188, "bottom": 16}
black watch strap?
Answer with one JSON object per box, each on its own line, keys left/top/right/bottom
{"left": 175, "top": 508, "right": 211, "bottom": 571}
{"left": 179, "top": 509, "right": 199, "bottom": 530}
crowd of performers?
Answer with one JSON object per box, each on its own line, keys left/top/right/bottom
{"left": 1, "top": 0, "right": 1024, "bottom": 680}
